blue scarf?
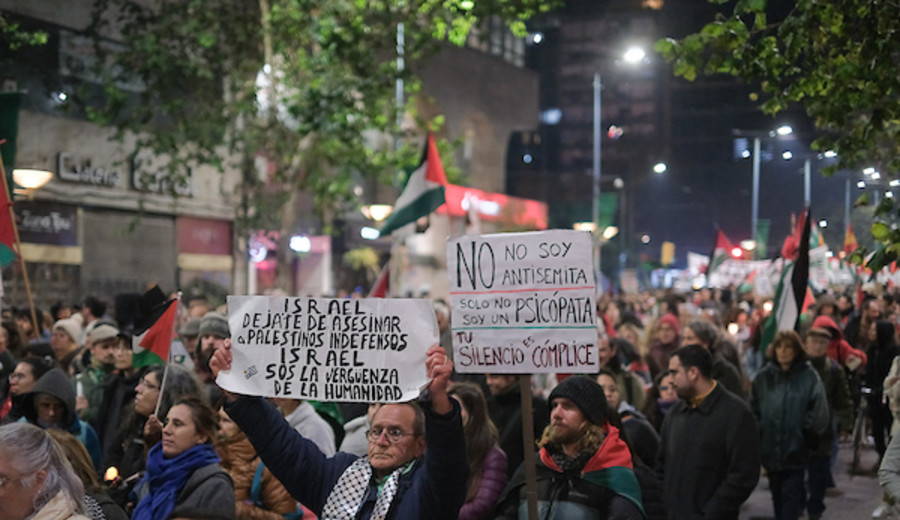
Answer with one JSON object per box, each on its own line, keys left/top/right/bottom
{"left": 132, "top": 442, "right": 221, "bottom": 520}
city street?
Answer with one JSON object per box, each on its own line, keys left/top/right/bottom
{"left": 740, "top": 440, "right": 886, "bottom": 519}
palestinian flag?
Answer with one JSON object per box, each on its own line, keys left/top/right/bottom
{"left": 759, "top": 208, "right": 811, "bottom": 355}
{"left": 844, "top": 225, "right": 858, "bottom": 256}
{"left": 132, "top": 285, "right": 178, "bottom": 368}
{"left": 368, "top": 261, "right": 390, "bottom": 298}
{"left": 706, "top": 230, "right": 734, "bottom": 275}
{"left": 0, "top": 160, "right": 17, "bottom": 267}
{"left": 377, "top": 133, "right": 448, "bottom": 237}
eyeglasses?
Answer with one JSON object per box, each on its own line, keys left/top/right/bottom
{"left": 138, "top": 379, "right": 160, "bottom": 391}
{"left": 9, "top": 372, "right": 28, "bottom": 381}
{"left": 366, "top": 427, "right": 417, "bottom": 443}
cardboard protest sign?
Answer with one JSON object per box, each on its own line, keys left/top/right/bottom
{"left": 447, "top": 230, "right": 598, "bottom": 374}
{"left": 216, "top": 296, "right": 437, "bottom": 402}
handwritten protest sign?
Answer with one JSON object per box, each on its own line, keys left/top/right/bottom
{"left": 447, "top": 230, "right": 598, "bottom": 374}
{"left": 216, "top": 296, "right": 437, "bottom": 402}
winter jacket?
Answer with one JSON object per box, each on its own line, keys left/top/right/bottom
{"left": 487, "top": 385, "right": 548, "bottom": 479}
{"left": 459, "top": 445, "right": 507, "bottom": 520}
{"left": 21, "top": 368, "right": 102, "bottom": 470}
{"left": 750, "top": 361, "right": 830, "bottom": 472}
{"left": 31, "top": 491, "right": 90, "bottom": 520}
{"left": 619, "top": 407, "right": 659, "bottom": 467}
{"left": 72, "top": 361, "right": 113, "bottom": 427}
{"left": 339, "top": 414, "right": 369, "bottom": 456}
{"left": 282, "top": 400, "right": 336, "bottom": 456}
{"left": 808, "top": 355, "right": 854, "bottom": 456}
{"left": 225, "top": 395, "right": 468, "bottom": 520}
{"left": 884, "top": 357, "right": 900, "bottom": 434}
{"left": 494, "top": 423, "right": 644, "bottom": 520}
{"left": 706, "top": 351, "right": 744, "bottom": 399}
{"left": 132, "top": 461, "right": 236, "bottom": 519}
{"left": 216, "top": 431, "right": 299, "bottom": 520}
{"left": 95, "top": 368, "right": 141, "bottom": 464}
{"left": 879, "top": 433, "right": 900, "bottom": 501}
{"left": 865, "top": 321, "right": 900, "bottom": 401}
{"left": 812, "top": 315, "right": 868, "bottom": 369}
{"left": 657, "top": 383, "right": 760, "bottom": 520}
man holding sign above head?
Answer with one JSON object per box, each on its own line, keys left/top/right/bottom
{"left": 210, "top": 295, "right": 469, "bottom": 520}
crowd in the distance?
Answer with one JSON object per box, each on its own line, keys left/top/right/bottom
{"left": 0, "top": 284, "right": 897, "bottom": 520}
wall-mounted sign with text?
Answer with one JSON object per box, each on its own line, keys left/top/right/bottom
{"left": 130, "top": 154, "right": 193, "bottom": 197}
{"left": 57, "top": 153, "right": 119, "bottom": 187}
{"left": 15, "top": 201, "right": 78, "bottom": 246}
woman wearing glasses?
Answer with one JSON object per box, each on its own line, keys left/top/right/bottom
{"left": 0, "top": 357, "right": 56, "bottom": 424}
{"left": 0, "top": 422, "right": 88, "bottom": 520}
{"left": 640, "top": 371, "right": 680, "bottom": 433}
{"left": 105, "top": 364, "right": 201, "bottom": 506}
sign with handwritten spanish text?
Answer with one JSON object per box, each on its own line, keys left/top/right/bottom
{"left": 216, "top": 296, "right": 437, "bottom": 402}
{"left": 447, "top": 230, "right": 598, "bottom": 374}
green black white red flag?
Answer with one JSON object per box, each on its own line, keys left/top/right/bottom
{"left": 759, "top": 208, "right": 810, "bottom": 355}
{"left": 377, "top": 133, "right": 448, "bottom": 237}
{"left": 132, "top": 286, "right": 178, "bottom": 368}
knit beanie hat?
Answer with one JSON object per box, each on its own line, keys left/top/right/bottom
{"left": 88, "top": 323, "right": 119, "bottom": 344}
{"left": 53, "top": 318, "right": 82, "bottom": 344}
{"left": 548, "top": 375, "right": 609, "bottom": 426}
{"left": 199, "top": 311, "right": 229, "bottom": 338}
{"left": 179, "top": 317, "right": 202, "bottom": 338}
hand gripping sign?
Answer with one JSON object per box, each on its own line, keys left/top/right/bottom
{"left": 447, "top": 230, "right": 598, "bottom": 374}
{"left": 216, "top": 296, "right": 438, "bottom": 402}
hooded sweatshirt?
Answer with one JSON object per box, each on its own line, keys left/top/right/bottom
{"left": 22, "top": 368, "right": 102, "bottom": 469}
{"left": 811, "top": 315, "right": 868, "bottom": 369}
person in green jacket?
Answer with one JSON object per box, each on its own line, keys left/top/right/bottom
{"left": 751, "top": 330, "right": 830, "bottom": 520}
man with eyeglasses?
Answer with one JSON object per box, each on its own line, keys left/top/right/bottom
{"left": 211, "top": 342, "right": 468, "bottom": 520}
{"left": 657, "top": 344, "right": 760, "bottom": 520}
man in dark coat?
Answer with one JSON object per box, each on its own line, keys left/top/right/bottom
{"left": 212, "top": 342, "right": 468, "bottom": 520}
{"left": 657, "top": 344, "right": 760, "bottom": 520}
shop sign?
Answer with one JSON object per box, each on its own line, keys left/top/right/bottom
{"left": 57, "top": 152, "right": 119, "bottom": 187}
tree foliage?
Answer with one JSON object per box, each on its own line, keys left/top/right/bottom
{"left": 655, "top": 0, "right": 900, "bottom": 176}
{"left": 655, "top": 0, "right": 900, "bottom": 269}
{"left": 84, "top": 0, "right": 555, "bottom": 234}
{"left": 0, "top": 14, "right": 48, "bottom": 51}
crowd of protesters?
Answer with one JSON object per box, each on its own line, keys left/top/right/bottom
{"left": 1, "top": 282, "right": 899, "bottom": 519}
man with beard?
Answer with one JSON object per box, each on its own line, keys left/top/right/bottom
{"left": 657, "top": 344, "right": 760, "bottom": 519}
{"left": 195, "top": 311, "right": 228, "bottom": 385}
{"left": 73, "top": 323, "right": 120, "bottom": 427}
{"left": 494, "top": 376, "right": 644, "bottom": 519}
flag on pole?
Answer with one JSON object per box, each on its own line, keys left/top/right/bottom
{"left": 368, "top": 262, "right": 390, "bottom": 298}
{"left": 706, "top": 229, "right": 734, "bottom": 275}
{"left": 759, "top": 208, "right": 811, "bottom": 354}
{"left": 132, "top": 285, "right": 178, "bottom": 368}
{"left": 844, "top": 225, "right": 858, "bottom": 256}
{"left": 0, "top": 152, "right": 17, "bottom": 267}
{"left": 377, "top": 133, "right": 448, "bottom": 237}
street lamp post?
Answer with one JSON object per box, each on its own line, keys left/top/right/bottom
{"left": 593, "top": 72, "right": 602, "bottom": 280}
{"left": 751, "top": 136, "right": 760, "bottom": 247}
